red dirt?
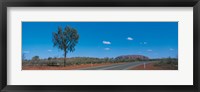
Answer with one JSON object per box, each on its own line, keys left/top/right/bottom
{"left": 130, "top": 63, "right": 166, "bottom": 70}
{"left": 22, "top": 63, "right": 116, "bottom": 70}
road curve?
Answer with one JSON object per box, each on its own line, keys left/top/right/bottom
{"left": 79, "top": 61, "right": 151, "bottom": 70}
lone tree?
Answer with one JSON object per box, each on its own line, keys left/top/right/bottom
{"left": 52, "top": 25, "right": 79, "bottom": 66}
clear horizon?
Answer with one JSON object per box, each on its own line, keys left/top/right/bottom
{"left": 22, "top": 22, "right": 178, "bottom": 60}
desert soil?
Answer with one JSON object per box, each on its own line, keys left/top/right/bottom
{"left": 22, "top": 63, "right": 116, "bottom": 70}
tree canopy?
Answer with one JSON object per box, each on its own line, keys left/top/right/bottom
{"left": 52, "top": 25, "right": 79, "bottom": 66}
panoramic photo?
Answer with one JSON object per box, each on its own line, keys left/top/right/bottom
{"left": 22, "top": 22, "right": 178, "bottom": 70}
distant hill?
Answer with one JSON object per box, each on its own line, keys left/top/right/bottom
{"left": 115, "top": 55, "right": 149, "bottom": 61}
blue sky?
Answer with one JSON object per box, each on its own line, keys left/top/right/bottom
{"left": 22, "top": 22, "right": 178, "bottom": 59}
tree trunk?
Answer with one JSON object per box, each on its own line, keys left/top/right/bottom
{"left": 64, "top": 51, "right": 66, "bottom": 67}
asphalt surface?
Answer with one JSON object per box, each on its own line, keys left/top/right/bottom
{"left": 80, "top": 61, "right": 151, "bottom": 70}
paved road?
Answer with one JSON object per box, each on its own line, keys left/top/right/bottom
{"left": 80, "top": 61, "right": 151, "bottom": 70}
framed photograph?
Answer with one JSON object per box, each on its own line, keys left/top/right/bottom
{"left": 0, "top": 0, "right": 199, "bottom": 92}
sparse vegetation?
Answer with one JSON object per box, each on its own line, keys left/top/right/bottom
{"left": 22, "top": 54, "right": 178, "bottom": 70}
{"left": 153, "top": 57, "right": 178, "bottom": 70}
{"left": 22, "top": 56, "right": 148, "bottom": 66}
{"left": 22, "top": 52, "right": 178, "bottom": 70}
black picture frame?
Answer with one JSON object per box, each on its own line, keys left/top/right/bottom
{"left": 0, "top": 0, "right": 200, "bottom": 92}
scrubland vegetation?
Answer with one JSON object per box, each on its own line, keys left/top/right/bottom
{"left": 153, "top": 57, "right": 178, "bottom": 70}
{"left": 22, "top": 56, "right": 178, "bottom": 70}
{"left": 22, "top": 56, "right": 149, "bottom": 66}
{"left": 129, "top": 57, "right": 178, "bottom": 70}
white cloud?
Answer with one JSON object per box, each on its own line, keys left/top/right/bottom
{"left": 23, "top": 51, "right": 30, "bottom": 54}
{"left": 48, "top": 49, "right": 52, "bottom": 52}
{"left": 104, "top": 48, "right": 110, "bottom": 50}
{"left": 103, "top": 41, "right": 111, "bottom": 45}
{"left": 169, "top": 48, "right": 174, "bottom": 51}
{"left": 147, "top": 49, "right": 153, "bottom": 52}
{"left": 127, "top": 37, "right": 133, "bottom": 40}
